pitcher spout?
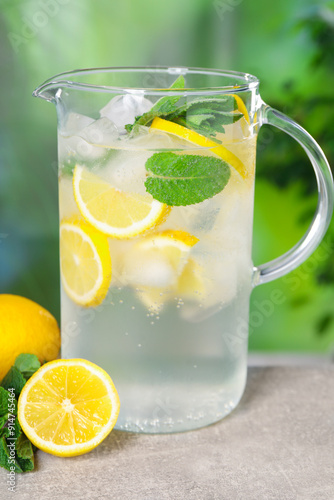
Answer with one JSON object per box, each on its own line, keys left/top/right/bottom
{"left": 32, "top": 81, "right": 63, "bottom": 103}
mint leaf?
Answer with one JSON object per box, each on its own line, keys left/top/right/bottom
{"left": 0, "top": 431, "right": 27, "bottom": 474}
{"left": 16, "top": 433, "right": 34, "bottom": 460}
{"left": 145, "top": 152, "right": 230, "bottom": 206}
{"left": 0, "top": 434, "right": 33, "bottom": 473}
{"left": 167, "top": 95, "right": 243, "bottom": 139}
{"left": 0, "top": 412, "right": 33, "bottom": 473}
{"left": 125, "top": 75, "right": 185, "bottom": 132}
{"left": 0, "top": 387, "right": 12, "bottom": 416}
{"left": 0, "top": 436, "right": 12, "bottom": 472}
{"left": 167, "top": 94, "right": 238, "bottom": 119}
{"left": 1, "top": 367, "right": 26, "bottom": 399}
{"left": 0, "top": 355, "right": 38, "bottom": 473}
{"left": 0, "top": 387, "right": 19, "bottom": 440}
{"left": 14, "top": 354, "right": 41, "bottom": 380}
{"left": 16, "top": 455, "right": 34, "bottom": 473}
{"left": 0, "top": 415, "right": 8, "bottom": 438}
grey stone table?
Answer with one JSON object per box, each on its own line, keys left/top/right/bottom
{"left": 1, "top": 367, "right": 333, "bottom": 500}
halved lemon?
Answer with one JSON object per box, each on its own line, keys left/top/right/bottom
{"left": 150, "top": 117, "right": 248, "bottom": 179}
{"left": 60, "top": 218, "right": 112, "bottom": 307}
{"left": 18, "top": 359, "right": 120, "bottom": 457}
{"left": 73, "top": 165, "right": 170, "bottom": 238}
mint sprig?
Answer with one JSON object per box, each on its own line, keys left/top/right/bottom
{"left": 0, "top": 354, "right": 41, "bottom": 473}
{"left": 167, "top": 95, "right": 243, "bottom": 141}
{"left": 125, "top": 75, "right": 244, "bottom": 141}
{"left": 145, "top": 152, "right": 230, "bottom": 206}
{"left": 125, "top": 74, "right": 185, "bottom": 132}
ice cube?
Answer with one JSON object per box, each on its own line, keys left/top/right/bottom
{"left": 58, "top": 135, "right": 107, "bottom": 162}
{"left": 100, "top": 94, "right": 153, "bottom": 133}
{"left": 123, "top": 253, "right": 176, "bottom": 288}
{"left": 124, "top": 128, "right": 192, "bottom": 151}
{"left": 78, "top": 117, "right": 118, "bottom": 147}
{"left": 180, "top": 255, "right": 238, "bottom": 322}
{"left": 58, "top": 116, "right": 118, "bottom": 162}
{"left": 62, "top": 112, "right": 95, "bottom": 135}
{"left": 103, "top": 149, "right": 149, "bottom": 194}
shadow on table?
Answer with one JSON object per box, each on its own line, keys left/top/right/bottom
{"left": 94, "top": 429, "right": 140, "bottom": 457}
{"left": 33, "top": 431, "right": 139, "bottom": 471}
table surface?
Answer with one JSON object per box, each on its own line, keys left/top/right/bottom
{"left": 1, "top": 367, "right": 333, "bottom": 500}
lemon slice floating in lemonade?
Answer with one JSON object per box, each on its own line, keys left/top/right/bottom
{"left": 60, "top": 218, "right": 112, "bottom": 307}
{"left": 73, "top": 165, "right": 170, "bottom": 238}
{"left": 150, "top": 117, "right": 248, "bottom": 179}
{"left": 18, "top": 359, "right": 120, "bottom": 457}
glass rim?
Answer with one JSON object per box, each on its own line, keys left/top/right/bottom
{"left": 33, "top": 66, "right": 260, "bottom": 98}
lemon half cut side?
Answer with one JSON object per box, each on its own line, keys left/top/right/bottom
{"left": 18, "top": 358, "right": 120, "bottom": 457}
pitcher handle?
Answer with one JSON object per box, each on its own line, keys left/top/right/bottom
{"left": 253, "top": 102, "right": 334, "bottom": 286}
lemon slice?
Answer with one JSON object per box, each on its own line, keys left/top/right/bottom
{"left": 18, "top": 359, "right": 120, "bottom": 457}
{"left": 73, "top": 165, "right": 170, "bottom": 238}
{"left": 150, "top": 117, "right": 247, "bottom": 179}
{"left": 177, "top": 258, "right": 206, "bottom": 299}
{"left": 60, "top": 218, "right": 112, "bottom": 307}
{"left": 232, "top": 93, "right": 250, "bottom": 124}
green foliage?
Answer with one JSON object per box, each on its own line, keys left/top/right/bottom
{"left": 247, "top": 1, "right": 334, "bottom": 352}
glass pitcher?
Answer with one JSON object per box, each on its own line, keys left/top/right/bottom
{"left": 33, "top": 67, "right": 333, "bottom": 433}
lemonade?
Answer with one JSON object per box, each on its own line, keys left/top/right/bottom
{"left": 58, "top": 83, "right": 257, "bottom": 433}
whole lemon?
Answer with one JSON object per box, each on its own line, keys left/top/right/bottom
{"left": 0, "top": 294, "right": 60, "bottom": 381}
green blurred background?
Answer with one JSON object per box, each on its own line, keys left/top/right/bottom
{"left": 0, "top": 0, "right": 334, "bottom": 354}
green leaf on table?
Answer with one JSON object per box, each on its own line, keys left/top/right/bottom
{"left": 0, "top": 436, "right": 33, "bottom": 473}
{"left": 14, "top": 354, "right": 41, "bottom": 380}
{"left": 0, "top": 387, "right": 19, "bottom": 440}
{"left": 0, "top": 435, "right": 26, "bottom": 474}
{"left": 125, "top": 75, "right": 185, "bottom": 132}
{"left": 1, "top": 367, "right": 26, "bottom": 399}
{"left": 0, "top": 355, "right": 41, "bottom": 473}
{"left": 16, "top": 433, "right": 34, "bottom": 460}
{"left": 0, "top": 415, "right": 8, "bottom": 438}
{"left": 16, "top": 455, "right": 34, "bottom": 473}
{"left": 145, "top": 152, "right": 230, "bottom": 206}
{"left": 0, "top": 387, "right": 13, "bottom": 416}
{"left": 0, "top": 436, "right": 12, "bottom": 472}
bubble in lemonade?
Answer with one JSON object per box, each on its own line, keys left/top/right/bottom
{"left": 58, "top": 78, "right": 256, "bottom": 433}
